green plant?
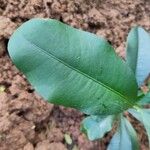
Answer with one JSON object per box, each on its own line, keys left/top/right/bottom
{"left": 8, "top": 18, "right": 150, "bottom": 150}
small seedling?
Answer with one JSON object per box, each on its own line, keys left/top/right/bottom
{"left": 8, "top": 19, "right": 150, "bottom": 150}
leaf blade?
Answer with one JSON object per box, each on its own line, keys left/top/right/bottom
{"left": 129, "top": 108, "right": 150, "bottom": 147}
{"left": 126, "top": 27, "right": 150, "bottom": 86}
{"left": 8, "top": 18, "right": 138, "bottom": 115}
{"left": 81, "top": 115, "right": 115, "bottom": 140}
{"left": 107, "top": 116, "right": 139, "bottom": 150}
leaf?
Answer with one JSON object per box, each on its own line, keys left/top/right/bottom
{"left": 138, "top": 92, "right": 150, "bottom": 105}
{"left": 107, "top": 116, "right": 139, "bottom": 150}
{"left": 81, "top": 115, "right": 115, "bottom": 140}
{"left": 8, "top": 18, "right": 138, "bottom": 115}
{"left": 129, "top": 108, "right": 150, "bottom": 147}
{"left": 126, "top": 27, "right": 150, "bottom": 86}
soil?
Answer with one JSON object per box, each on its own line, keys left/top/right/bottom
{"left": 0, "top": 0, "right": 150, "bottom": 150}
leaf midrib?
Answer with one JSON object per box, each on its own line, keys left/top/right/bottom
{"left": 21, "top": 33, "right": 133, "bottom": 106}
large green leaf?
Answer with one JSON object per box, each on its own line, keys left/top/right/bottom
{"left": 126, "top": 27, "right": 150, "bottom": 86}
{"left": 107, "top": 116, "right": 139, "bottom": 150}
{"left": 129, "top": 108, "right": 150, "bottom": 147}
{"left": 81, "top": 115, "right": 115, "bottom": 140}
{"left": 8, "top": 18, "right": 138, "bottom": 115}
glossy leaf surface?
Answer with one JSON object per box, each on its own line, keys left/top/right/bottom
{"left": 126, "top": 27, "right": 150, "bottom": 86}
{"left": 8, "top": 18, "right": 138, "bottom": 115}
{"left": 107, "top": 116, "right": 139, "bottom": 150}
{"left": 81, "top": 115, "right": 114, "bottom": 140}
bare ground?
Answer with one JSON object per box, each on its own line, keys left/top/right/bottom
{"left": 0, "top": 0, "right": 150, "bottom": 149}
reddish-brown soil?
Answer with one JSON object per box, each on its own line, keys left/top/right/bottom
{"left": 0, "top": 0, "right": 150, "bottom": 150}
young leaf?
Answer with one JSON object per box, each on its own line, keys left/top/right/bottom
{"left": 8, "top": 18, "right": 138, "bottom": 115}
{"left": 138, "top": 92, "right": 150, "bottom": 105}
{"left": 81, "top": 115, "right": 115, "bottom": 140}
{"left": 129, "top": 108, "right": 150, "bottom": 147}
{"left": 126, "top": 27, "right": 150, "bottom": 86}
{"left": 107, "top": 116, "right": 139, "bottom": 150}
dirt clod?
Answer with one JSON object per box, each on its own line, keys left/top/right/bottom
{"left": 35, "top": 141, "right": 67, "bottom": 150}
